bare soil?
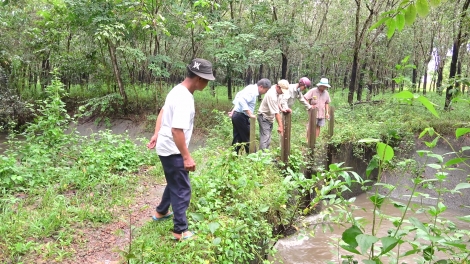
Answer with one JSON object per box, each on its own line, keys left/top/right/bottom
{"left": 69, "top": 180, "right": 165, "bottom": 264}
{"left": 30, "top": 169, "right": 166, "bottom": 264}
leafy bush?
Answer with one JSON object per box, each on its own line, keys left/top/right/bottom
{"left": 0, "top": 74, "right": 155, "bottom": 262}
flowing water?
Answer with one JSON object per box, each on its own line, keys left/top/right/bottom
{"left": 272, "top": 192, "right": 469, "bottom": 264}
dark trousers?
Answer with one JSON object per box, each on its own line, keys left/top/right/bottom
{"left": 231, "top": 111, "right": 250, "bottom": 154}
{"left": 156, "top": 154, "right": 191, "bottom": 233}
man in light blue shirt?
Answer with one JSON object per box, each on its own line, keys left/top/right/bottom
{"left": 229, "top": 78, "right": 271, "bottom": 154}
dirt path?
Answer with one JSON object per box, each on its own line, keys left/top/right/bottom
{"left": 65, "top": 179, "right": 165, "bottom": 264}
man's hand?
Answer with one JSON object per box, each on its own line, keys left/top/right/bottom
{"left": 183, "top": 156, "right": 196, "bottom": 171}
{"left": 326, "top": 113, "right": 330, "bottom": 120}
{"left": 282, "top": 108, "right": 292, "bottom": 113}
{"left": 249, "top": 114, "right": 256, "bottom": 119}
{"left": 228, "top": 111, "right": 234, "bottom": 118}
{"left": 277, "top": 126, "right": 283, "bottom": 135}
{"left": 147, "top": 134, "right": 158, "bottom": 149}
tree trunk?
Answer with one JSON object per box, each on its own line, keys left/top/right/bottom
{"left": 357, "top": 62, "right": 366, "bottom": 101}
{"left": 348, "top": 50, "right": 359, "bottom": 104}
{"left": 107, "top": 39, "right": 128, "bottom": 107}
{"left": 281, "top": 52, "right": 288, "bottom": 79}
{"left": 227, "top": 66, "right": 233, "bottom": 100}
{"left": 412, "top": 60, "right": 417, "bottom": 93}
{"left": 258, "top": 64, "right": 264, "bottom": 80}
{"left": 245, "top": 66, "right": 252, "bottom": 85}
{"left": 445, "top": 0, "right": 470, "bottom": 110}
{"left": 437, "top": 62, "right": 444, "bottom": 94}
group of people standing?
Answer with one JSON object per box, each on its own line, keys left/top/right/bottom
{"left": 229, "top": 76, "right": 331, "bottom": 154}
{"left": 146, "top": 57, "right": 331, "bottom": 240}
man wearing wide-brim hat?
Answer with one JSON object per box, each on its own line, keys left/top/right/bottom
{"left": 147, "top": 58, "right": 215, "bottom": 240}
{"left": 304, "top": 77, "right": 331, "bottom": 139}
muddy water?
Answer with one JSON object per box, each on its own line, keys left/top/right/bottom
{"left": 273, "top": 192, "right": 468, "bottom": 264}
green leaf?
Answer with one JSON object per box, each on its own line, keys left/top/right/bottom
{"left": 416, "top": 0, "right": 430, "bottom": 17}
{"left": 430, "top": 0, "right": 441, "bottom": 7}
{"left": 208, "top": 222, "right": 220, "bottom": 234}
{"left": 408, "top": 217, "right": 428, "bottom": 233}
{"left": 392, "top": 200, "right": 406, "bottom": 208}
{"left": 370, "top": 17, "right": 389, "bottom": 31}
{"left": 342, "top": 225, "right": 363, "bottom": 248}
{"left": 190, "top": 212, "right": 205, "bottom": 222}
{"left": 386, "top": 19, "right": 396, "bottom": 39}
{"left": 401, "top": 248, "right": 420, "bottom": 257}
{"left": 369, "top": 194, "right": 385, "bottom": 209}
{"left": 454, "top": 183, "right": 470, "bottom": 191}
{"left": 212, "top": 237, "right": 221, "bottom": 245}
{"left": 424, "top": 137, "right": 439, "bottom": 148}
{"left": 423, "top": 246, "right": 434, "bottom": 261}
{"left": 437, "top": 202, "right": 446, "bottom": 213}
{"left": 366, "top": 157, "right": 379, "bottom": 177}
{"left": 417, "top": 96, "right": 439, "bottom": 117}
{"left": 259, "top": 205, "right": 270, "bottom": 213}
{"left": 356, "top": 234, "right": 379, "bottom": 254}
{"left": 427, "top": 163, "right": 441, "bottom": 169}
{"left": 396, "top": 13, "right": 405, "bottom": 31}
{"left": 445, "top": 157, "right": 468, "bottom": 167}
{"left": 380, "top": 237, "right": 399, "bottom": 254}
{"left": 442, "top": 241, "right": 466, "bottom": 250}
{"left": 377, "top": 142, "right": 394, "bottom": 162}
{"left": 340, "top": 244, "right": 361, "bottom": 254}
{"left": 419, "top": 127, "right": 435, "bottom": 138}
{"left": 405, "top": 4, "right": 417, "bottom": 25}
{"left": 456, "top": 128, "right": 470, "bottom": 139}
{"left": 428, "top": 153, "right": 443, "bottom": 163}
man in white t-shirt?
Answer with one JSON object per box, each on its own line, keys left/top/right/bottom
{"left": 147, "top": 58, "right": 215, "bottom": 240}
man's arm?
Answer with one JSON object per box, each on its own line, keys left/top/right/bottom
{"left": 147, "top": 109, "right": 164, "bottom": 149}
{"left": 275, "top": 113, "right": 283, "bottom": 135}
{"left": 325, "top": 103, "right": 330, "bottom": 119}
{"left": 298, "top": 93, "right": 312, "bottom": 110}
{"left": 172, "top": 128, "right": 196, "bottom": 171}
{"left": 279, "top": 93, "right": 289, "bottom": 112}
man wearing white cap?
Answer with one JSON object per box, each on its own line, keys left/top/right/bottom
{"left": 147, "top": 58, "right": 215, "bottom": 240}
{"left": 304, "top": 77, "right": 331, "bottom": 138}
{"left": 257, "top": 79, "right": 290, "bottom": 150}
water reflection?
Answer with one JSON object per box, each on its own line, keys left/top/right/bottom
{"left": 273, "top": 192, "right": 469, "bottom": 263}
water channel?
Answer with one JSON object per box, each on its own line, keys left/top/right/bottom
{"left": 272, "top": 192, "right": 469, "bottom": 263}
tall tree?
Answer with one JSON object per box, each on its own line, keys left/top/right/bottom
{"left": 445, "top": 0, "right": 470, "bottom": 110}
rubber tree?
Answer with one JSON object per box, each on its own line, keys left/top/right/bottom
{"left": 348, "top": 0, "right": 384, "bottom": 105}
{"left": 445, "top": 0, "right": 470, "bottom": 110}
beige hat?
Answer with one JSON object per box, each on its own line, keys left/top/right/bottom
{"left": 277, "top": 79, "right": 289, "bottom": 94}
